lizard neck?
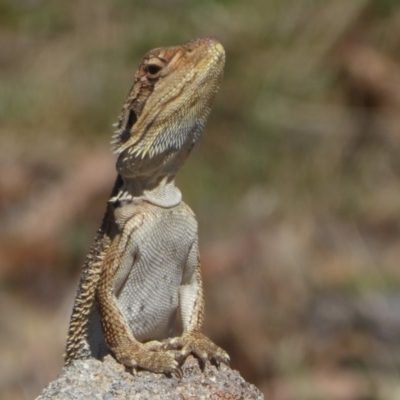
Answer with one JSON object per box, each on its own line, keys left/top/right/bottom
{"left": 110, "top": 175, "right": 182, "bottom": 208}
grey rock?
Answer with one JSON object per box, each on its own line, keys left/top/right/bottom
{"left": 38, "top": 355, "right": 263, "bottom": 400}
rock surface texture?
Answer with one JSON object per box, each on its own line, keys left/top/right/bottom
{"left": 38, "top": 355, "right": 263, "bottom": 399}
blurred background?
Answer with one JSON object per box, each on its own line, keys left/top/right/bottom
{"left": 1, "top": 0, "right": 400, "bottom": 399}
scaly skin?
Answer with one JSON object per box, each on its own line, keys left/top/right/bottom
{"left": 65, "top": 38, "right": 229, "bottom": 376}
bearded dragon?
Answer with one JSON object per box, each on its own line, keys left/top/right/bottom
{"left": 64, "top": 38, "right": 229, "bottom": 376}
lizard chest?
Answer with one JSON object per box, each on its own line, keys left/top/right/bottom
{"left": 114, "top": 202, "right": 197, "bottom": 340}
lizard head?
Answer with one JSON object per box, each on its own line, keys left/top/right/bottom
{"left": 112, "top": 37, "right": 225, "bottom": 179}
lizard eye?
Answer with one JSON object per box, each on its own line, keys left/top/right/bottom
{"left": 145, "top": 61, "right": 163, "bottom": 79}
{"left": 147, "top": 64, "right": 162, "bottom": 75}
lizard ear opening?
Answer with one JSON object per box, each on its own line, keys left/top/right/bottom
{"left": 113, "top": 109, "right": 137, "bottom": 151}
{"left": 120, "top": 109, "right": 137, "bottom": 143}
{"left": 127, "top": 109, "right": 137, "bottom": 131}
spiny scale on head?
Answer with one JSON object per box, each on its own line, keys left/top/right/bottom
{"left": 110, "top": 38, "right": 225, "bottom": 174}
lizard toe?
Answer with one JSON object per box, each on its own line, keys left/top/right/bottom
{"left": 168, "top": 331, "right": 229, "bottom": 366}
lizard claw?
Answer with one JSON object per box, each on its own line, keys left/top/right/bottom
{"left": 171, "top": 365, "right": 183, "bottom": 380}
{"left": 167, "top": 331, "right": 230, "bottom": 367}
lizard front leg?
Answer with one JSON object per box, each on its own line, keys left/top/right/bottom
{"left": 168, "top": 240, "right": 230, "bottom": 367}
{"left": 97, "top": 212, "right": 180, "bottom": 376}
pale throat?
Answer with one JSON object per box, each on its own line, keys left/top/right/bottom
{"left": 110, "top": 174, "right": 182, "bottom": 208}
